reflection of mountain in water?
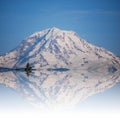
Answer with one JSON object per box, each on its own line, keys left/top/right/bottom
{"left": 0, "top": 63, "right": 120, "bottom": 109}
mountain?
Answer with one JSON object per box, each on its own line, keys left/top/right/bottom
{"left": 0, "top": 27, "right": 120, "bottom": 109}
{"left": 0, "top": 27, "right": 120, "bottom": 70}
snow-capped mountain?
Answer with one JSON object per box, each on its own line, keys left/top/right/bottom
{"left": 0, "top": 27, "right": 120, "bottom": 69}
{"left": 0, "top": 27, "right": 120, "bottom": 109}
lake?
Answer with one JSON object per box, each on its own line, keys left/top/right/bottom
{"left": 0, "top": 68, "right": 120, "bottom": 118}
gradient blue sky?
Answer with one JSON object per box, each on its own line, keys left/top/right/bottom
{"left": 0, "top": 0, "right": 120, "bottom": 55}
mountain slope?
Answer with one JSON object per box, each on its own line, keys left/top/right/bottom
{"left": 0, "top": 27, "right": 120, "bottom": 69}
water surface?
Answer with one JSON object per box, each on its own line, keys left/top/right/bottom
{"left": 0, "top": 66, "right": 120, "bottom": 118}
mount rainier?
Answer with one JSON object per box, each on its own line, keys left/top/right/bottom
{"left": 0, "top": 27, "right": 120, "bottom": 109}
{"left": 0, "top": 27, "right": 120, "bottom": 70}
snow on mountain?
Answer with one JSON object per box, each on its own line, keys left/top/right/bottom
{"left": 0, "top": 27, "right": 120, "bottom": 69}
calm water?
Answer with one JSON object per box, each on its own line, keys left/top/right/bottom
{"left": 0, "top": 68, "right": 120, "bottom": 118}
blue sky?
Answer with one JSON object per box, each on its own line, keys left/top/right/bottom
{"left": 0, "top": 0, "right": 120, "bottom": 55}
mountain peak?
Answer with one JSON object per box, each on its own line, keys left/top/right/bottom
{"left": 49, "top": 27, "right": 60, "bottom": 31}
{"left": 48, "top": 27, "right": 74, "bottom": 34}
{"left": 29, "top": 27, "right": 61, "bottom": 38}
{"left": 29, "top": 27, "right": 75, "bottom": 39}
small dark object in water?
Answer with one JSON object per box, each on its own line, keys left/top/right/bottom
{"left": 25, "top": 63, "right": 32, "bottom": 76}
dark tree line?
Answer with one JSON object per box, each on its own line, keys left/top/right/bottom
{"left": 25, "top": 63, "right": 32, "bottom": 76}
